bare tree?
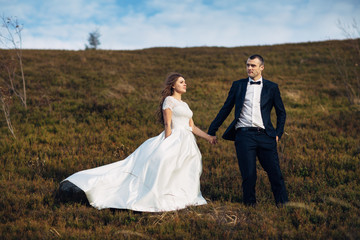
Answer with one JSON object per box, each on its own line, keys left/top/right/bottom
{"left": 85, "top": 29, "right": 101, "bottom": 50}
{"left": 329, "top": 19, "right": 360, "bottom": 105}
{"left": 0, "top": 15, "right": 27, "bottom": 108}
{"left": 337, "top": 19, "right": 360, "bottom": 41}
{"left": 0, "top": 15, "right": 27, "bottom": 138}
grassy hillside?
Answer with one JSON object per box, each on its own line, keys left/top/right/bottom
{"left": 1, "top": 39, "right": 359, "bottom": 239}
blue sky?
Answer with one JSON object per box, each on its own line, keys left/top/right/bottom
{"left": 1, "top": 0, "right": 359, "bottom": 50}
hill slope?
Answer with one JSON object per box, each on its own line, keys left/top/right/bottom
{"left": 0, "top": 40, "right": 359, "bottom": 239}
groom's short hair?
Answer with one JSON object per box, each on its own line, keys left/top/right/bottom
{"left": 249, "top": 54, "right": 264, "bottom": 66}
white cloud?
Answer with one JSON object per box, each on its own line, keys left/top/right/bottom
{"left": 1, "top": 0, "right": 359, "bottom": 50}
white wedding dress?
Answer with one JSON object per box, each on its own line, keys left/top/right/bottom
{"left": 61, "top": 96, "right": 207, "bottom": 212}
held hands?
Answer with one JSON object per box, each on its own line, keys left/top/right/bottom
{"left": 207, "top": 135, "right": 218, "bottom": 145}
{"left": 191, "top": 123, "right": 217, "bottom": 145}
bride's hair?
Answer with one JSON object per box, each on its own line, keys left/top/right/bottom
{"left": 157, "top": 72, "right": 184, "bottom": 125}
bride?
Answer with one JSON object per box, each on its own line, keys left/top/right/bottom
{"left": 59, "top": 73, "right": 217, "bottom": 212}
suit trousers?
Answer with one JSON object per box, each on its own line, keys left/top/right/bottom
{"left": 235, "top": 129, "right": 288, "bottom": 205}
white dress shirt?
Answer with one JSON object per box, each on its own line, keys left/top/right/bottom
{"left": 235, "top": 77, "right": 265, "bottom": 129}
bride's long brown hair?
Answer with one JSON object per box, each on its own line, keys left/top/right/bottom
{"left": 157, "top": 72, "right": 184, "bottom": 125}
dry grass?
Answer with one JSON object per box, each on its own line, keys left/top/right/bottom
{"left": 1, "top": 39, "right": 359, "bottom": 239}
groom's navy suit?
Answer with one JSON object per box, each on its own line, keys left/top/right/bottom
{"left": 208, "top": 78, "right": 288, "bottom": 205}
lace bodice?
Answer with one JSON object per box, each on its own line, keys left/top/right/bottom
{"left": 162, "top": 96, "right": 193, "bottom": 130}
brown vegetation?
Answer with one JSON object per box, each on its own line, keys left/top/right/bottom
{"left": 0, "top": 39, "right": 359, "bottom": 239}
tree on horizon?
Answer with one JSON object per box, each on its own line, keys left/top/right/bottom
{"left": 85, "top": 29, "right": 101, "bottom": 50}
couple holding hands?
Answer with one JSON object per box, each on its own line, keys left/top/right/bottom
{"left": 60, "top": 54, "right": 289, "bottom": 212}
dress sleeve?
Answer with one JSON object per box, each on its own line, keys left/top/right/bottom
{"left": 162, "top": 96, "right": 175, "bottom": 111}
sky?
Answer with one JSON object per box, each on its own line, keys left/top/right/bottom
{"left": 1, "top": 0, "right": 359, "bottom": 50}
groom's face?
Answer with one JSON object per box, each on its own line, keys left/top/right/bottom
{"left": 246, "top": 58, "right": 264, "bottom": 80}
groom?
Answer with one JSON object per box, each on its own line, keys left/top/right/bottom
{"left": 208, "top": 54, "right": 288, "bottom": 206}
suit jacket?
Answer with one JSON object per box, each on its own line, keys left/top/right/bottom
{"left": 208, "top": 78, "right": 286, "bottom": 141}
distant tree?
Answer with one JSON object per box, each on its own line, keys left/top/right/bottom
{"left": 0, "top": 15, "right": 27, "bottom": 139}
{"left": 85, "top": 29, "right": 101, "bottom": 50}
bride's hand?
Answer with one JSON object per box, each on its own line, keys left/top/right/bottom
{"left": 207, "top": 135, "right": 217, "bottom": 145}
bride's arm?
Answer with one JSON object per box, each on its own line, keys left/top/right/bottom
{"left": 190, "top": 118, "right": 217, "bottom": 144}
{"left": 163, "top": 108, "right": 172, "bottom": 138}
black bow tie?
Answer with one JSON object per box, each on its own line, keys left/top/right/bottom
{"left": 250, "top": 81, "right": 261, "bottom": 85}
